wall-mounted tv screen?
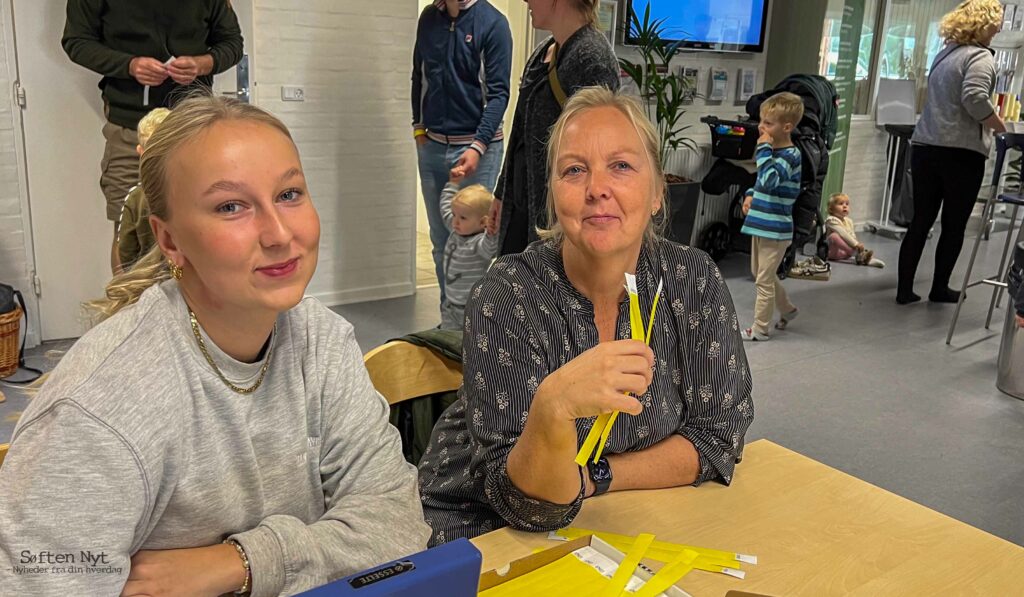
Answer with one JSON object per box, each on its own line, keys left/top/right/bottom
{"left": 625, "top": 0, "right": 771, "bottom": 53}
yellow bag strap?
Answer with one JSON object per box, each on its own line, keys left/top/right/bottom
{"left": 548, "top": 43, "right": 567, "bottom": 108}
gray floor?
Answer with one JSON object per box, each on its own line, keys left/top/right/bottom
{"left": 3, "top": 228, "right": 1023, "bottom": 547}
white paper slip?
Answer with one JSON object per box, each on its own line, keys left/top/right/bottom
{"left": 572, "top": 546, "right": 669, "bottom": 596}
{"left": 143, "top": 56, "right": 176, "bottom": 107}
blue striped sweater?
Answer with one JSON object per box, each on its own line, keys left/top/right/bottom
{"left": 740, "top": 143, "right": 802, "bottom": 241}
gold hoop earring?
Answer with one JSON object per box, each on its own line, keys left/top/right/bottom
{"left": 168, "top": 261, "right": 183, "bottom": 280}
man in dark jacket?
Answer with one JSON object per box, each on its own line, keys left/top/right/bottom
{"left": 412, "top": 0, "right": 511, "bottom": 304}
{"left": 62, "top": 0, "right": 243, "bottom": 269}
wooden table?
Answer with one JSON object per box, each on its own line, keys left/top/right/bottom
{"left": 471, "top": 440, "right": 1024, "bottom": 595}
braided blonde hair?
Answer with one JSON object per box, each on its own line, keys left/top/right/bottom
{"left": 87, "top": 94, "right": 293, "bottom": 322}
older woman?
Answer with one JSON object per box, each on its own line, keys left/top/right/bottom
{"left": 419, "top": 87, "right": 753, "bottom": 545}
{"left": 492, "top": 0, "right": 620, "bottom": 255}
{"left": 0, "top": 97, "right": 429, "bottom": 596}
{"left": 898, "top": 0, "right": 1007, "bottom": 305}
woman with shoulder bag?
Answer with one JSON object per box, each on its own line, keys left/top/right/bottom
{"left": 491, "top": 0, "right": 621, "bottom": 254}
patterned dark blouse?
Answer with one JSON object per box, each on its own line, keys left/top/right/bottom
{"left": 418, "top": 239, "right": 753, "bottom": 546}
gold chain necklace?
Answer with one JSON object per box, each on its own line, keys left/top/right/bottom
{"left": 187, "top": 306, "right": 274, "bottom": 395}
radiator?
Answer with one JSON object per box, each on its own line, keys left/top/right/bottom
{"left": 664, "top": 146, "right": 736, "bottom": 245}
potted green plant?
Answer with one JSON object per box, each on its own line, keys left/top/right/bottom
{"left": 619, "top": 2, "right": 701, "bottom": 245}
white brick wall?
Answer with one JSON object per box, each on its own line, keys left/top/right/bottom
{"left": 0, "top": 4, "right": 37, "bottom": 346}
{"left": 614, "top": 47, "right": 770, "bottom": 180}
{"left": 254, "top": 0, "right": 418, "bottom": 306}
{"left": 844, "top": 119, "right": 891, "bottom": 225}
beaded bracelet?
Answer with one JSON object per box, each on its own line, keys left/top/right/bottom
{"left": 224, "top": 539, "right": 251, "bottom": 595}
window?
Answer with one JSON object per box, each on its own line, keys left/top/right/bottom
{"left": 820, "top": 0, "right": 963, "bottom": 115}
{"left": 856, "top": 0, "right": 966, "bottom": 115}
{"left": 819, "top": 0, "right": 882, "bottom": 114}
{"left": 879, "top": 0, "right": 961, "bottom": 111}
{"left": 854, "top": 0, "right": 883, "bottom": 114}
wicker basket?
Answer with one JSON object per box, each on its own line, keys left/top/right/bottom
{"left": 0, "top": 305, "right": 23, "bottom": 378}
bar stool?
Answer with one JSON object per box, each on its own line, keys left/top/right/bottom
{"left": 947, "top": 133, "right": 1024, "bottom": 345}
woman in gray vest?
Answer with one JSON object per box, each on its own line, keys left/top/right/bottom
{"left": 898, "top": 0, "right": 1006, "bottom": 305}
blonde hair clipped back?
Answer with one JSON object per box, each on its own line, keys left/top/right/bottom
{"left": 537, "top": 86, "right": 667, "bottom": 245}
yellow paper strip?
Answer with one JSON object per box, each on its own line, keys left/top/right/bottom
{"left": 480, "top": 552, "right": 609, "bottom": 597}
{"left": 591, "top": 275, "right": 655, "bottom": 463}
{"left": 644, "top": 279, "right": 664, "bottom": 345}
{"left": 595, "top": 411, "right": 620, "bottom": 463}
{"left": 627, "top": 274, "right": 645, "bottom": 340}
{"left": 632, "top": 549, "right": 699, "bottom": 597}
{"left": 575, "top": 276, "right": 664, "bottom": 466}
{"left": 595, "top": 280, "right": 665, "bottom": 461}
{"left": 556, "top": 527, "right": 756, "bottom": 569}
{"left": 599, "top": 532, "right": 655, "bottom": 597}
{"left": 576, "top": 275, "right": 640, "bottom": 466}
{"left": 575, "top": 412, "right": 612, "bottom": 467}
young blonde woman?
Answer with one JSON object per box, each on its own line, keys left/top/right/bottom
{"left": 0, "top": 96, "right": 429, "bottom": 596}
{"left": 899, "top": 0, "right": 1007, "bottom": 305}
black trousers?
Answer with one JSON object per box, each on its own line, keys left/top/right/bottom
{"left": 898, "top": 144, "right": 987, "bottom": 295}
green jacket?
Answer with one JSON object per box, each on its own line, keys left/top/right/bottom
{"left": 388, "top": 329, "right": 463, "bottom": 465}
{"left": 116, "top": 185, "right": 154, "bottom": 269}
{"left": 62, "top": 0, "right": 243, "bottom": 129}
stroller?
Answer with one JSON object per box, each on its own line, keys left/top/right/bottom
{"left": 701, "top": 74, "right": 839, "bottom": 277}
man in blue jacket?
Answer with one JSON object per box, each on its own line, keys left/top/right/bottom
{"left": 412, "top": 0, "right": 511, "bottom": 302}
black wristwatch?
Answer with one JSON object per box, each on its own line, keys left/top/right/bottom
{"left": 587, "top": 457, "right": 612, "bottom": 496}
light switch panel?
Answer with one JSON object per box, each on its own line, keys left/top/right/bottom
{"left": 281, "top": 86, "right": 305, "bottom": 102}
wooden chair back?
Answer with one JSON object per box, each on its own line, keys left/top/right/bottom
{"left": 363, "top": 341, "right": 462, "bottom": 405}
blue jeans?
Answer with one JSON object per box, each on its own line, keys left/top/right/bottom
{"left": 417, "top": 139, "right": 504, "bottom": 302}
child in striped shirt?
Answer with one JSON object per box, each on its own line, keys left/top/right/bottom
{"left": 438, "top": 175, "right": 498, "bottom": 329}
{"left": 740, "top": 92, "right": 804, "bottom": 341}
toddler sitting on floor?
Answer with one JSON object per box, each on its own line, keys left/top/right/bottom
{"left": 825, "top": 193, "right": 884, "bottom": 268}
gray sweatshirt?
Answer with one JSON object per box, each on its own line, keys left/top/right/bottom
{"left": 913, "top": 43, "right": 997, "bottom": 157}
{"left": 0, "top": 281, "right": 430, "bottom": 597}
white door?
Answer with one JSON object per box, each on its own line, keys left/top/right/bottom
{"left": 212, "top": 0, "right": 254, "bottom": 104}
{"left": 13, "top": 0, "right": 108, "bottom": 341}
{"left": 13, "top": 0, "right": 254, "bottom": 341}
